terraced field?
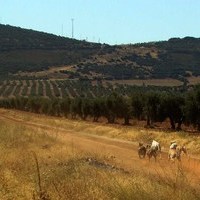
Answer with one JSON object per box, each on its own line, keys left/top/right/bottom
{"left": 0, "top": 80, "right": 118, "bottom": 99}
{"left": 0, "top": 79, "right": 187, "bottom": 99}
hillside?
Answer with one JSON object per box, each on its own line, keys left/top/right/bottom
{"left": 0, "top": 24, "right": 101, "bottom": 76}
{"left": 0, "top": 24, "right": 200, "bottom": 85}
{"left": 76, "top": 37, "right": 200, "bottom": 82}
{"left": 0, "top": 25, "right": 200, "bottom": 99}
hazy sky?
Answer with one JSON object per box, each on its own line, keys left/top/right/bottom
{"left": 0, "top": 0, "right": 200, "bottom": 44}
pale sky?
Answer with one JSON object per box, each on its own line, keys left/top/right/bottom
{"left": 0, "top": 0, "right": 200, "bottom": 44}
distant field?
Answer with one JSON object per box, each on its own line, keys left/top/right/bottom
{"left": 187, "top": 76, "right": 200, "bottom": 85}
{"left": 107, "top": 78, "right": 183, "bottom": 87}
{"left": 0, "top": 77, "right": 197, "bottom": 100}
{"left": 0, "top": 78, "right": 182, "bottom": 99}
{"left": 0, "top": 76, "right": 200, "bottom": 100}
{"left": 0, "top": 79, "right": 117, "bottom": 99}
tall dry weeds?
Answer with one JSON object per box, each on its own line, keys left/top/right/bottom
{"left": 0, "top": 114, "right": 200, "bottom": 199}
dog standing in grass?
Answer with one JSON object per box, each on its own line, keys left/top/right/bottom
{"left": 168, "top": 144, "right": 187, "bottom": 162}
{"left": 138, "top": 142, "right": 147, "bottom": 159}
{"left": 146, "top": 140, "right": 161, "bottom": 162}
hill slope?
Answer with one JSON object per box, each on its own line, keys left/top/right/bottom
{"left": 0, "top": 24, "right": 200, "bottom": 83}
{"left": 0, "top": 24, "right": 101, "bottom": 76}
{"left": 76, "top": 37, "right": 200, "bottom": 81}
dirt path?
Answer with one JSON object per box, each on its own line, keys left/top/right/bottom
{"left": 0, "top": 111, "right": 200, "bottom": 186}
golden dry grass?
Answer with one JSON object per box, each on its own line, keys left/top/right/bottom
{"left": 1, "top": 108, "right": 200, "bottom": 155}
{"left": 0, "top": 110, "right": 200, "bottom": 199}
{"left": 187, "top": 76, "right": 200, "bottom": 85}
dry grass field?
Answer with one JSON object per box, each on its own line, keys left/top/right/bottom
{"left": 0, "top": 109, "right": 200, "bottom": 199}
{"left": 187, "top": 76, "right": 200, "bottom": 85}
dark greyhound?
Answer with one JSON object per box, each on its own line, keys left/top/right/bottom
{"left": 138, "top": 143, "right": 147, "bottom": 159}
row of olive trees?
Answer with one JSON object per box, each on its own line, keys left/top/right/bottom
{"left": 0, "top": 87, "right": 200, "bottom": 130}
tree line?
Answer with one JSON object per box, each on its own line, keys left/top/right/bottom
{"left": 1, "top": 87, "right": 200, "bottom": 131}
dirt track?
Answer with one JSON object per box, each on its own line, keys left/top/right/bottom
{"left": 0, "top": 111, "right": 200, "bottom": 186}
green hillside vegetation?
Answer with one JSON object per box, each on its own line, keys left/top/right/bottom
{"left": 1, "top": 24, "right": 200, "bottom": 82}
{"left": 0, "top": 24, "right": 101, "bottom": 76}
